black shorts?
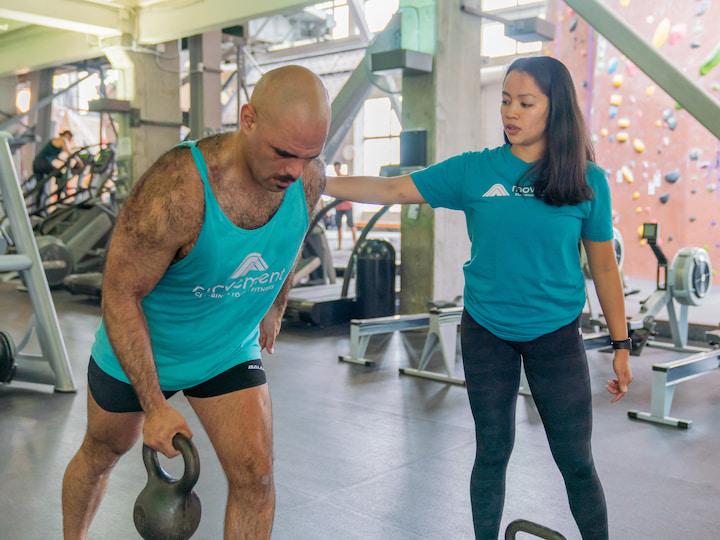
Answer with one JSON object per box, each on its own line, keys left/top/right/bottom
{"left": 335, "top": 208, "right": 353, "bottom": 227}
{"left": 88, "top": 357, "right": 267, "bottom": 413}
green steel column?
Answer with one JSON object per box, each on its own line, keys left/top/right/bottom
{"left": 399, "top": 0, "right": 436, "bottom": 314}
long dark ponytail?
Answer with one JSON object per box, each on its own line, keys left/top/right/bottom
{"left": 505, "top": 56, "right": 595, "bottom": 206}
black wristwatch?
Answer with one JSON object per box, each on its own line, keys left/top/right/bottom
{"left": 611, "top": 338, "right": 632, "bottom": 350}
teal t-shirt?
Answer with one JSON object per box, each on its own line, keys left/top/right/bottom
{"left": 410, "top": 144, "right": 613, "bottom": 341}
{"left": 92, "top": 140, "right": 309, "bottom": 389}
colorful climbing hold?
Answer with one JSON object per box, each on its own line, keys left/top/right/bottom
{"left": 689, "top": 148, "right": 701, "bottom": 160}
{"left": 668, "top": 24, "right": 687, "bottom": 46}
{"left": 620, "top": 0, "right": 630, "bottom": 6}
{"left": 652, "top": 18, "right": 671, "bottom": 48}
{"left": 689, "top": 216, "right": 697, "bottom": 223}
{"left": 659, "top": 193, "right": 670, "bottom": 204}
{"left": 696, "top": 1, "right": 709, "bottom": 17}
{"left": 607, "top": 57, "right": 619, "bottom": 74}
{"left": 662, "top": 137, "right": 670, "bottom": 146}
{"left": 691, "top": 41, "right": 701, "bottom": 49}
{"left": 708, "top": 183, "right": 718, "bottom": 193}
{"left": 632, "top": 191, "right": 641, "bottom": 200}
{"left": 618, "top": 118, "right": 630, "bottom": 128}
{"left": 700, "top": 43, "right": 720, "bottom": 76}
{"left": 622, "top": 166, "right": 634, "bottom": 183}
{"left": 666, "top": 117, "right": 677, "bottom": 130}
{"left": 633, "top": 139, "right": 646, "bottom": 153}
{"left": 635, "top": 206, "right": 643, "bottom": 213}
{"left": 665, "top": 170, "right": 681, "bottom": 183}
{"left": 609, "top": 106, "right": 619, "bottom": 119}
{"left": 569, "top": 17, "right": 578, "bottom": 32}
{"left": 662, "top": 109, "right": 673, "bottom": 120}
{"left": 645, "top": 85, "right": 656, "bottom": 96}
{"left": 613, "top": 74, "right": 624, "bottom": 88}
{"left": 617, "top": 132, "right": 629, "bottom": 143}
{"left": 644, "top": 206, "right": 651, "bottom": 213}
{"left": 655, "top": 120, "right": 663, "bottom": 127}
{"left": 610, "top": 94, "right": 623, "bottom": 106}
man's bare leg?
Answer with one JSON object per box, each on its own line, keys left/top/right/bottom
{"left": 188, "top": 384, "right": 273, "bottom": 540}
{"left": 62, "top": 392, "right": 143, "bottom": 539}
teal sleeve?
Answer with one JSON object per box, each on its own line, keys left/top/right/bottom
{"left": 409, "top": 153, "right": 468, "bottom": 211}
{"left": 581, "top": 165, "right": 613, "bottom": 242}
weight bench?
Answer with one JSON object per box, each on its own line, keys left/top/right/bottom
{"left": 339, "top": 307, "right": 465, "bottom": 385}
{"left": 628, "top": 329, "right": 720, "bottom": 428}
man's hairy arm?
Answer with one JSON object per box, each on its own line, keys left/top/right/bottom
{"left": 102, "top": 148, "right": 201, "bottom": 452}
{"left": 259, "top": 160, "right": 326, "bottom": 353}
{"left": 274, "top": 159, "right": 326, "bottom": 311}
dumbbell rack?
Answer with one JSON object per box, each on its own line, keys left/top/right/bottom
{"left": 0, "top": 132, "right": 75, "bottom": 392}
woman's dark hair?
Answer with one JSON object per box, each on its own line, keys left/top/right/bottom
{"left": 504, "top": 56, "right": 594, "bottom": 206}
{"left": 59, "top": 129, "right": 73, "bottom": 139}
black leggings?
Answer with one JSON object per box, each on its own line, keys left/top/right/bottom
{"left": 461, "top": 311, "right": 608, "bottom": 540}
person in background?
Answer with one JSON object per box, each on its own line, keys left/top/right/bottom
{"left": 333, "top": 161, "right": 357, "bottom": 250}
{"left": 33, "top": 129, "right": 74, "bottom": 180}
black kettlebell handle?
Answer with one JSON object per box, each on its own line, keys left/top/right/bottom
{"left": 142, "top": 433, "right": 200, "bottom": 493}
{"left": 505, "top": 519, "right": 566, "bottom": 540}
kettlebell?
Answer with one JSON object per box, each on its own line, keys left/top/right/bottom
{"left": 133, "top": 433, "right": 202, "bottom": 540}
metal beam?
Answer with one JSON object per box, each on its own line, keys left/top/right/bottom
{"left": 0, "top": 0, "right": 125, "bottom": 37}
{"left": 566, "top": 0, "right": 720, "bottom": 139}
{"left": 0, "top": 27, "right": 106, "bottom": 76}
{"left": 347, "top": 0, "right": 372, "bottom": 44}
{"left": 138, "top": 0, "right": 317, "bottom": 45}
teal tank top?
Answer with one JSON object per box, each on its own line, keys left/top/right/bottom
{"left": 92, "top": 140, "right": 309, "bottom": 390}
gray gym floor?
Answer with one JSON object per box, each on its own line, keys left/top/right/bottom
{"left": 1, "top": 280, "right": 719, "bottom": 540}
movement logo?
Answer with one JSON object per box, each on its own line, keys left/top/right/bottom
{"left": 482, "top": 184, "right": 510, "bottom": 197}
{"left": 231, "top": 253, "right": 269, "bottom": 278}
{"left": 192, "top": 252, "right": 286, "bottom": 299}
{"left": 482, "top": 184, "right": 535, "bottom": 197}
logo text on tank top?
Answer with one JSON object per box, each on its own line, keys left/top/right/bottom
{"left": 192, "top": 252, "right": 287, "bottom": 299}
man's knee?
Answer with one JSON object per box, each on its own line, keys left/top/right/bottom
{"left": 226, "top": 453, "right": 274, "bottom": 495}
{"left": 78, "top": 429, "right": 136, "bottom": 474}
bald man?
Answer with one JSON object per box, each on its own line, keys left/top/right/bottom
{"left": 61, "top": 66, "right": 331, "bottom": 539}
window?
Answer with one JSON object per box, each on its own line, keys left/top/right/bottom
{"left": 365, "top": 0, "right": 399, "bottom": 32}
{"left": 479, "top": 0, "right": 544, "bottom": 57}
{"left": 315, "top": 1, "right": 351, "bottom": 39}
{"left": 361, "top": 97, "right": 401, "bottom": 175}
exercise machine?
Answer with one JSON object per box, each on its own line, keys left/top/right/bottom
{"left": 628, "top": 327, "right": 719, "bottom": 428}
{"left": 626, "top": 222, "right": 713, "bottom": 354}
{"left": 0, "top": 132, "right": 76, "bottom": 392}
{"left": 285, "top": 203, "right": 394, "bottom": 326}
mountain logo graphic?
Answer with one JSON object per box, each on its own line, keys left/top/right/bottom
{"left": 231, "top": 253, "right": 269, "bottom": 279}
{"left": 482, "top": 184, "right": 510, "bottom": 197}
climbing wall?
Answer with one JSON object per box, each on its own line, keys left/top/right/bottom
{"left": 548, "top": 0, "right": 720, "bottom": 284}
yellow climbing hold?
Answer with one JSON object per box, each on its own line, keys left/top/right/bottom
{"left": 652, "top": 18, "right": 671, "bottom": 49}
{"left": 622, "top": 166, "right": 634, "bottom": 183}
{"left": 655, "top": 120, "right": 663, "bottom": 127}
{"left": 637, "top": 225, "right": 644, "bottom": 238}
{"left": 610, "top": 94, "right": 623, "bottom": 106}
{"left": 600, "top": 128, "right": 609, "bottom": 137}
{"left": 646, "top": 85, "right": 656, "bottom": 96}
{"left": 613, "top": 74, "right": 624, "bottom": 88}
{"left": 617, "top": 132, "right": 629, "bottom": 143}
{"left": 633, "top": 139, "right": 646, "bottom": 153}
{"left": 632, "top": 191, "right": 640, "bottom": 200}
{"left": 635, "top": 206, "right": 643, "bottom": 213}
{"left": 620, "top": 0, "right": 630, "bottom": 6}
{"left": 618, "top": 118, "right": 631, "bottom": 128}
{"left": 640, "top": 238, "right": 648, "bottom": 246}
